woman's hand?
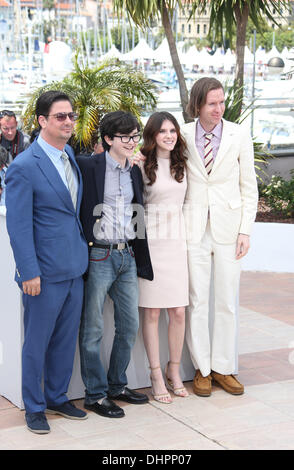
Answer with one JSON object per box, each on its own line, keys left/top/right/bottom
{"left": 129, "top": 151, "right": 146, "bottom": 167}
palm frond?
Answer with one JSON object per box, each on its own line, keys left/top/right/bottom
{"left": 22, "top": 57, "right": 157, "bottom": 152}
{"left": 189, "top": 0, "right": 288, "bottom": 40}
{"left": 113, "top": 0, "right": 185, "bottom": 28}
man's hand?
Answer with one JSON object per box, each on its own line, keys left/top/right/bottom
{"left": 236, "top": 234, "right": 250, "bottom": 260}
{"left": 22, "top": 276, "right": 41, "bottom": 296}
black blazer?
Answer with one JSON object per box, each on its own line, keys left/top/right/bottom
{"left": 77, "top": 152, "right": 153, "bottom": 281}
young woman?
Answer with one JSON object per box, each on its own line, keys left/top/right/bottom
{"left": 137, "top": 112, "right": 189, "bottom": 403}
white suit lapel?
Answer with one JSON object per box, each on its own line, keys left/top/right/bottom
{"left": 210, "top": 119, "right": 236, "bottom": 175}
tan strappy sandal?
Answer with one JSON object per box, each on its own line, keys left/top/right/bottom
{"left": 149, "top": 366, "right": 173, "bottom": 404}
{"left": 165, "top": 361, "right": 189, "bottom": 397}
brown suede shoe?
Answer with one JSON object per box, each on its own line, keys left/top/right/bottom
{"left": 211, "top": 372, "right": 244, "bottom": 395}
{"left": 193, "top": 370, "right": 212, "bottom": 397}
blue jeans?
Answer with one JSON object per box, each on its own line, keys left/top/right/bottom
{"left": 79, "top": 245, "right": 139, "bottom": 404}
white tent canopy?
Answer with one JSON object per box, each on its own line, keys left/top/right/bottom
{"left": 281, "top": 46, "right": 289, "bottom": 58}
{"left": 223, "top": 48, "right": 236, "bottom": 71}
{"left": 196, "top": 48, "right": 215, "bottom": 71}
{"left": 181, "top": 45, "right": 200, "bottom": 65}
{"left": 153, "top": 38, "right": 174, "bottom": 64}
{"left": 265, "top": 45, "right": 283, "bottom": 64}
{"left": 176, "top": 41, "right": 186, "bottom": 54}
{"left": 99, "top": 44, "right": 122, "bottom": 60}
{"left": 43, "top": 41, "right": 72, "bottom": 74}
{"left": 121, "top": 38, "right": 155, "bottom": 61}
{"left": 211, "top": 47, "right": 225, "bottom": 68}
{"left": 255, "top": 46, "right": 267, "bottom": 64}
{"left": 244, "top": 46, "right": 254, "bottom": 63}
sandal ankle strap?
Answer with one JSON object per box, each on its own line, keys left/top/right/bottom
{"left": 149, "top": 365, "right": 161, "bottom": 371}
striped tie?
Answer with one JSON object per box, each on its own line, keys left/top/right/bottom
{"left": 61, "top": 151, "right": 77, "bottom": 210}
{"left": 204, "top": 133, "right": 214, "bottom": 175}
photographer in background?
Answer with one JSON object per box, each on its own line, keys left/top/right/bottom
{"left": 0, "top": 146, "right": 8, "bottom": 206}
{"left": 0, "top": 110, "right": 30, "bottom": 163}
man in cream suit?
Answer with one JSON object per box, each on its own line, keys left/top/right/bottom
{"left": 182, "top": 77, "right": 258, "bottom": 397}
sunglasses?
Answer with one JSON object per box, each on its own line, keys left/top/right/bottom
{"left": 0, "top": 110, "right": 16, "bottom": 119}
{"left": 44, "top": 112, "right": 78, "bottom": 122}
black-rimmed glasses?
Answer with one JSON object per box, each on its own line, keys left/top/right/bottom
{"left": 113, "top": 134, "right": 141, "bottom": 143}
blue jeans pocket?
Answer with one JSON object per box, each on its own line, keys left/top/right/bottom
{"left": 89, "top": 248, "right": 110, "bottom": 262}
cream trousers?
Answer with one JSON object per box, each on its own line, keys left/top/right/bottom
{"left": 186, "top": 220, "right": 241, "bottom": 376}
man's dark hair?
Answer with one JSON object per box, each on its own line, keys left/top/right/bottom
{"left": 99, "top": 111, "right": 140, "bottom": 151}
{"left": 30, "top": 128, "right": 40, "bottom": 143}
{"left": 0, "top": 110, "right": 16, "bottom": 120}
{"left": 0, "top": 145, "right": 8, "bottom": 167}
{"left": 35, "top": 90, "right": 73, "bottom": 119}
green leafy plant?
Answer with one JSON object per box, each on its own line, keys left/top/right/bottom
{"left": 253, "top": 141, "right": 272, "bottom": 182}
{"left": 23, "top": 56, "right": 157, "bottom": 152}
{"left": 261, "top": 171, "right": 294, "bottom": 217}
{"left": 223, "top": 82, "right": 252, "bottom": 125}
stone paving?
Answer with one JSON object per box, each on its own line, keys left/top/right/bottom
{"left": 1, "top": 272, "right": 294, "bottom": 450}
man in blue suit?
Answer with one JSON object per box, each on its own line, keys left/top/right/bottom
{"left": 5, "top": 91, "right": 89, "bottom": 434}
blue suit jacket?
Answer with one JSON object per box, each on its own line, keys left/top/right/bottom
{"left": 5, "top": 140, "right": 89, "bottom": 284}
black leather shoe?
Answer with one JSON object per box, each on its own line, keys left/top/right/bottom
{"left": 108, "top": 387, "right": 149, "bottom": 404}
{"left": 84, "top": 398, "right": 125, "bottom": 418}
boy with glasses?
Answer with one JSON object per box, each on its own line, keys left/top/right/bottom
{"left": 77, "top": 110, "right": 153, "bottom": 419}
{"left": 0, "top": 110, "right": 30, "bottom": 163}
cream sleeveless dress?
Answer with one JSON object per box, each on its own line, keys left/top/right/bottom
{"left": 138, "top": 156, "right": 189, "bottom": 308}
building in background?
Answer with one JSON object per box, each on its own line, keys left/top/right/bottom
{"left": 177, "top": 0, "right": 294, "bottom": 42}
{"left": 1, "top": 0, "right": 294, "bottom": 53}
{"left": 177, "top": 3, "right": 210, "bottom": 41}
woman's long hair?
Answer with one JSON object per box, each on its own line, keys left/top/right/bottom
{"left": 140, "top": 112, "right": 187, "bottom": 186}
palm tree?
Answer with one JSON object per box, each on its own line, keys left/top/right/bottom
{"left": 22, "top": 57, "right": 157, "bottom": 151}
{"left": 113, "top": 0, "right": 192, "bottom": 122}
{"left": 191, "top": 0, "right": 288, "bottom": 114}
{"left": 114, "top": 0, "right": 288, "bottom": 119}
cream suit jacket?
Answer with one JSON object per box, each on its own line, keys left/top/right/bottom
{"left": 182, "top": 118, "right": 258, "bottom": 245}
